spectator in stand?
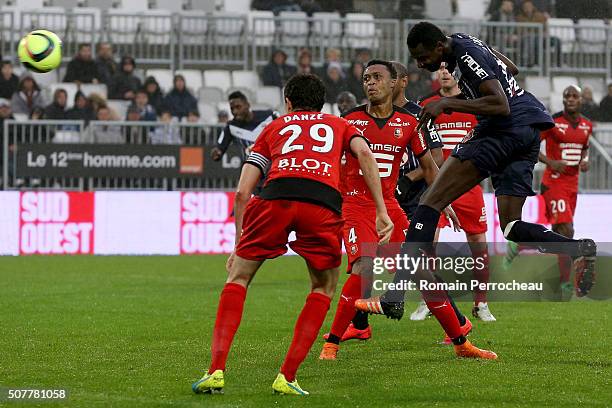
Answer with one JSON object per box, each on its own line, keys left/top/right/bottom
{"left": 0, "top": 98, "right": 15, "bottom": 175}
{"left": 11, "top": 75, "right": 45, "bottom": 116}
{"left": 66, "top": 91, "right": 95, "bottom": 124}
{"left": 44, "top": 88, "right": 68, "bottom": 120}
{"left": 262, "top": 49, "right": 296, "bottom": 88}
{"left": 0, "top": 61, "right": 19, "bottom": 100}
{"left": 130, "top": 89, "right": 157, "bottom": 121}
{"left": 516, "top": 0, "right": 547, "bottom": 67}
{"left": 323, "top": 61, "right": 347, "bottom": 104}
{"left": 88, "top": 93, "right": 108, "bottom": 114}
{"left": 296, "top": 48, "right": 314, "bottom": 74}
{"left": 488, "top": 1, "right": 518, "bottom": 55}
{"left": 91, "top": 106, "right": 124, "bottom": 143}
{"left": 599, "top": 84, "right": 612, "bottom": 122}
{"left": 150, "top": 109, "right": 182, "bottom": 144}
{"left": 95, "top": 42, "right": 117, "bottom": 88}
{"left": 63, "top": 44, "right": 99, "bottom": 84}
{"left": 336, "top": 91, "right": 357, "bottom": 115}
{"left": 490, "top": 0, "right": 516, "bottom": 21}
{"left": 217, "top": 110, "right": 229, "bottom": 124}
{"left": 320, "top": 48, "right": 343, "bottom": 78}
{"left": 405, "top": 65, "right": 431, "bottom": 102}
{"left": 163, "top": 75, "right": 198, "bottom": 119}
{"left": 299, "top": 0, "right": 322, "bottom": 15}
{"left": 346, "top": 61, "right": 366, "bottom": 103}
{"left": 143, "top": 76, "right": 164, "bottom": 114}
{"left": 187, "top": 110, "right": 201, "bottom": 123}
{"left": 354, "top": 48, "right": 372, "bottom": 66}
{"left": 183, "top": 110, "right": 206, "bottom": 143}
{"left": 109, "top": 56, "right": 141, "bottom": 100}
{"left": 30, "top": 106, "right": 44, "bottom": 120}
{"left": 581, "top": 86, "right": 600, "bottom": 121}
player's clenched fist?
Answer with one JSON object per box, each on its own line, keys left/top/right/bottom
{"left": 376, "top": 212, "right": 394, "bottom": 244}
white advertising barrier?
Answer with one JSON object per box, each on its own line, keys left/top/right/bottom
{"left": 0, "top": 191, "right": 610, "bottom": 256}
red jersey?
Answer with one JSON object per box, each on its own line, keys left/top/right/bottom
{"left": 246, "top": 111, "right": 360, "bottom": 213}
{"left": 342, "top": 105, "right": 427, "bottom": 205}
{"left": 540, "top": 111, "right": 592, "bottom": 190}
{"left": 420, "top": 91, "right": 478, "bottom": 159}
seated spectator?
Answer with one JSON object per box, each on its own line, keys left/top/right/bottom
{"left": 30, "top": 106, "right": 44, "bottom": 120}
{"left": 217, "top": 110, "right": 229, "bottom": 124}
{"left": 488, "top": 0, "right": 518, "bottom": 53}
{"left": 144, "top": 76, "right": 164, "bottom": 113}
{"left": 11, "top": 75, "right": 46, "bottom": 116}
{"left": 296, "top": 48, "right": 314, "bottom": 74}
{"left": 323, "top": 61, "right": 347, "bottom": 104}
{"left": 346, "top": 61, "right": 366, "bottom": 103}
{"left": 109, "top": 56, "right": 141, "bottom": 100}
{"left": 150, "top": 109, "right": 182, "bottom": 144}
{"left": 405, "top": 65, "right": 431, "bottom": 102}
{"left": 129, "top": 89, "right": 157, "bottom": 121}
{"left": 63, "top": 44, "right": 99, "bottom": 84}
{"left": 91, "top": 106, "right": 124, "bottom": 143}
{"left": 124, "top": 106, "right": 147, "bottom": 143}
{"left": 66, "top": 91, "right": 96, "bottom": 124}
{"left": 0, "top": 61, "right": 19, "bottom": 100}
{"left": 44, "top": 88, "right": 68, "bottom": 120}
{"left": 187, "top": 110, "right": 201, "bottom": 123}
{"left": 353, "top": 48, "right": 372, "bottom": 66}
{"left": 182, "top": 110, "right": 206, "bottom": 143}
{"left": 0, "top": 98, "right": 15, "bottom": 180}
{"left": 88, "top": 93, "right": 108, "bottom": 114}
{"left": 516, "top": 0, "right": 547, "bottom": 66}
{"left": 262, "top": 49, "right": 296, "bottom": 88}
{"left": 581, "top": 86, "right": 600, "bottom": 121}
{"left": 599, "top": 84, "right": 612, "bottom": 122}
{"left": 490, "top": 0, "right": 516, "bottom": 21}
{"left": 95, "top": 42, "right": 117, "bottom": 88}
{"left": 163, "top": 75, "right": 198, "bottom": 119}
{"left": 336, "top": 91, "right": 357, "bottom": 114}
{"left": 320, "top": 48, "right": 344, "bottom": 78}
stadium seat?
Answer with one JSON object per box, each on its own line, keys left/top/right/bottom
{"left": 222, "top": 0, "right": 250, "bottom": 13}
{"left": 83, "top": 0, "right": 114, "bottom": 9}
{"left": 455, "top": 0, "right": 486, "bottom": 20}
{"left": 116, "top": 0, "right": 149, "bottom": 11}
{"left": 154, "top": 0, "right": 186, "bottom": 13}
{"left": 1, "top": 6, "right": 22, "bottom": 43}
{"left": 199, "top": 86, "right": 225, "bottom": 104}
{"left": 80, "top": 83, "right": 108, "bottom": 99}
{"left": 175, "top": 69, "right": 203, "bottom": 93}
{"left": 50, "top": 0, "right": 80, "bottom": 8}
{"left": 279, "top": 11, "right": 309, "bottom": 47}
{"left": 248, "top": 10, "right": 275, "bottom": 47}
{"left": 73, "top": 7, "right": 102, "bottom": 43}
{"left": 424, "top": 0, "right": 452, "bottom": 20}
{"left": 525, "top": 76, "right": 551, "bottom": 99}
{"left": 203, "top": 70, "right": 232, "bottom": 92}
{"left": 13, "top": 113, "right": 28, "bottom": 122}
{"left": 30, "top": 71, "right": 59, "bottom": 91}
{"left": 552, "top": 76, "right": 579, "bottom": 93}
{"left": 107, "top": 9, "right": 142, "bottom": 44}
{"left": 50, "top": 83, "right": 78, "bottom": 109}
{"left": 212, "top": 11, "right": 245, "bottom": 46}
{"left": 344, "top": 13, "right": 378, "bottom": 49}
{"left": 146, "top": 69, "right": 174, "bottom": 92}
{"left": 178, "top": 10, "right": 209, "bottom": 46}
{"left": 189, "top": 0, "right": 217, "bottom": 12}
{"left": 311, "top": 12, "right": 342, "bottom": 47}
{"left": 142, "top": 9, "right": 173, "bottom": 45}
{"left": 198, "top": 102, "right": 218, "bottom": 124}
{"left": 550, "top": 92, "right": 564, "bottom": 113}
{"left": 107, "top": 99, "right": 130, "bottom": 120}
{"left": 255, "top": 86, "right": 282, "bottom": 109}
{"left": 231, "top": 70, "right": 259, "bottom": 91}
{"left": 577, "top": 19, "right": 607, "bottom": 53}
{"left": 14, "top": 0, "right": 44, "bottom": 8}
{"left": 548, "top": 18, "right": 576, "bottom": 53}
{"left": 21, "top": 8, "right": 67, "bottom": 37}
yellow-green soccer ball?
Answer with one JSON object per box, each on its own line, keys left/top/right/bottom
{"left": 17, "top": 30, "right": 62, "bottom": 73}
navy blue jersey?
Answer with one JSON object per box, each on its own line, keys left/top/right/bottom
{"left": 217, "top": 110, "right": 279, "bottom": 160}
{"left": 400, "top": 101, "right": 442, "bottom": 174}
{"left": 444, "top": 34, "right": 553, "bottom": 131}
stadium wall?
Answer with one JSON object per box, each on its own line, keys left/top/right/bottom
{"left": 0, "top": 191, "right": 609, "bottom": 256}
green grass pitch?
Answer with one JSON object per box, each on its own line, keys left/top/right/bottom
{"left": 1, "top": 255, "right": 610, "bottom": 407}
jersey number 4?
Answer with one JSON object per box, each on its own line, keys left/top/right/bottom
{"left": 280, "top": 124, "right": 334, "bottom": 154}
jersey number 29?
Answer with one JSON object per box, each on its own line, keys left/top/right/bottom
{"left": 280, "top": 124, "right": 334, "bottom": 154}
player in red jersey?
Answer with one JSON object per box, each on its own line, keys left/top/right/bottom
{"left": 505, "top": 85, "right": 592, "bottom": 297}
{"left": 192, "top": 74, "right": 393, "bottom": 396}
{"left": 415, "top": 63, "right": 495, "bottom": 322}
{"left": 319, "top": 60, "right": 496, "bottom": 361}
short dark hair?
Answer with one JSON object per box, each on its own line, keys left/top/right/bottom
{"left": 1, "top": 60, "right": 12, "bottom": 67}
{"left": 284, "top": 73, "right": 325, "bottom": 111}
{"left": 365, "top": 59, "right": 397, "bottom": 79}
{"left": 78, "top": 43, "right": 91, "bottom": 50}
{"left": 228, "top": 91, "right": 248, "bottom": 102}
{"left": 407, "top": 22, "right": 446, "bottom": 50}
{"left": 188, "top": 109, "right": 200, "bottom": 117}
{"left": 391, "top": 61, "right": 409, "bottom": 78}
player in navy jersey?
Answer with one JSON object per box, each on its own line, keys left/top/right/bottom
{"left": 356, "top": 22, "right": 597, "bottom": 341}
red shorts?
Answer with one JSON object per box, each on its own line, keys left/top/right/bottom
{"left": 438, "top": 184, "right": 487, "bottom": 235}
{"left": 542, "top": 187, "right": 577, "bottom": 225}
{"left": 343, "top": 202, "right": 408, "bottom": 272}
{"left": 236, "top": 197, "right": 343, "bottom": 270}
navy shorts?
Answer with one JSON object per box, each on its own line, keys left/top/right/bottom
{"left": 397, "top": 179, "right": 428, "bottom": 219}
{"left": 451, "top": 125, "right": 540, "bottom": 197}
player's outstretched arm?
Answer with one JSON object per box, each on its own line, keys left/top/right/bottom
{"left": 233, "top": 163, "right": 261, "bottom": 246}
{"left": 350, "top": 136, "right": 394, "bottom": 244}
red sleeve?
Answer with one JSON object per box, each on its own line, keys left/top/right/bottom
{"left": 410, "top": 128, "right": 428, "bottom": 157}
{"left": 540, "top": 126, "right": 554, "bottom": 141}
{"left": 342, "top": 121, "right": 362, "bottom": 152}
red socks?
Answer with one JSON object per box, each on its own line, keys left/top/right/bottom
{"left": 329, "top": 274, "right": 365, "bottom": 339}
{"left": 281, "top": 292, "right": 331, "bottom": 382}
{"left": 472, "top": 247, "right": 490, "bottom": 304}
{"left": 208, "top": 283, "right": 247, "bottom": 374}
{"left": 423, "top": 291, "right": 462, "bottom": 339}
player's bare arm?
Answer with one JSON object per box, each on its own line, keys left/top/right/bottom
{"left": 539, "top": 151, "right": 567, "bottom": 173}
{"left": 580, "top": 147, "right": 590, "bottom": 172}
{"left": 349, "top": 136, "right": 394, "bottom": 244}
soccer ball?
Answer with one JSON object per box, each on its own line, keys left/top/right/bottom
{"left": 18, "top": 30, "right": 62, "bottom": 73}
